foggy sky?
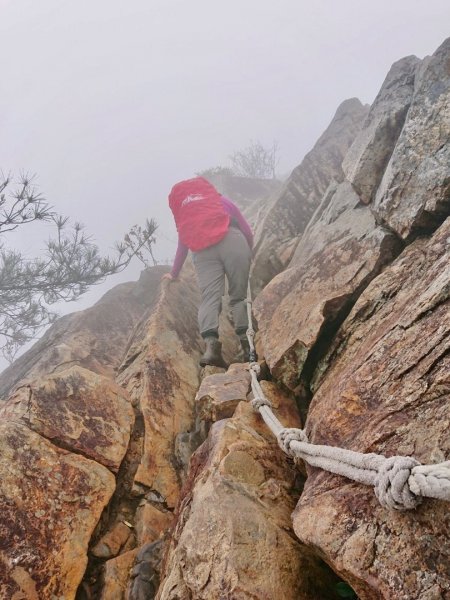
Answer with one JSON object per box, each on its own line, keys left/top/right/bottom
{"left": 0, "top": 0, "right": 449, "bottom": 368}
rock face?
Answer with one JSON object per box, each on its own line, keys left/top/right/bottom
{"left": 373, "top": 38, "right": 450, "bottom": 239}
{"left": 254, "top": 180, "right": 400, "bottom": 389}
{"left": 195, "top": 367, "right": 251, "bottom": 423}
{"left": 251, "top": 98, "right": 369, "bottom": 293}
{"left": 158, "top": 382, "right": 341, "bottom": 600}
{"left": 1, "top": 38, "right": 449, "bottom": 600}
{"left": 342, "top": 55, "right": 420, "bottom": 204}
{"left": 0, "top": 266, "right": 169, "bottom": 399}
{"left": 0, "top": 366, "right": 134, "bottom": 472}
{"left": 294, "top": 217, "right": 450, "bottom": 599}
{"left": 117, "top": 274, "right": 203, "bottom": 508}
{"left": 0, "top": 267, "right": 170, "bottom": 599}
{"left": 0, "top": 421, "right": 115, "bottom": 600}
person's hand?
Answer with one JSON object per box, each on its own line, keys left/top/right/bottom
{"left": 162, "top": 273, "right": 176, "bottom": 282}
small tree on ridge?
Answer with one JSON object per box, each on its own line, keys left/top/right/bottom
{"left": 0, "top": 174, "right": 158, "bottom": 362}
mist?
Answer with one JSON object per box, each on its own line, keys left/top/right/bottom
{"left": 0, "top": 0, "right": 449, "bottom": 370}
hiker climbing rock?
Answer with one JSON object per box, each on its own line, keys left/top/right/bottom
{"left": 164, "top": 176, "right": 254, "bottom": 367}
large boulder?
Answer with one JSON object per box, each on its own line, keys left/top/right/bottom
{"left": 373, "top": 38, "right": 450, "bottom": 239}
{"left": 251, "top": 98, "right": 369, "bottom": 293}
{"left": 157, "top": 386, "right": 341, "bottom": 599}
{"left": 0, "top": 366, "right": 133, "bottom": 472}
{"left": 0, "top": 266, "right": 168, "bottom": 399}
{"left": 0, "top": 422, "right": 115, "bottom": 600}
{"left": 254, "top": 181, "right": 400, "bottom": 389}
{"left": 195, "top": 366, "right": 251, "bottom": 424}
{"left": 294, "top": 217, "right": 450, "bottom": 599}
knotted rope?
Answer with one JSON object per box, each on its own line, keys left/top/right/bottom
{"left": 245, "top": 286, "right": 450, "bottom": 511}
{"left": 248, "top": 363, "right": 450, "bottom": 510}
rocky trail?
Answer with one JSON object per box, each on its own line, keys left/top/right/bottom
{"left": 0, "top": 38, "right": 449, "bottom": 600}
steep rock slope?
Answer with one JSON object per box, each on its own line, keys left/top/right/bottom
{"left": 373, "top": 38, "right": 450, "bottom": 239}
{"left": 157, "top": 376, "right": 341, "bottom": 599}
{"left": 0, "top": 38, "right": 448, "bottom": 600}
{"left": 0, "top": 270, "right": 170, "bottom": 599}
{"left": 254, "top": 179, "right": 401, "bottom": 389}
{"left": 252, "top": 37, "right": 450, "bottom": 599}
{"left": 251, "top": 97, "right": 369, "bottom": 293}
{"left": 0, "top": 266, "right": 169, "bottom": 399}
{"left": 295, "top": 217, "right": 450, "bottom": 599}
{"left": 254, "top": 40, "right": 449, "bottom": 392}
{"left": 0, "top": 265, "right": 268, "bottom": 599}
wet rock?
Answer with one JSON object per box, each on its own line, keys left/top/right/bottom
{"left": 373, "top": 38, "right": 450, "bottom": 239}
{"left": 0, "top": 422, "right": 115, "bottom": 600}
{"left": 0, "top": 366, "right": 134, "bottom": 472}
{"left": 294, "top": 217, "right": 450, "bottom": 599}
{"left": 251, "top": 98, "right": 369, "bottom": 293}
{"left": 254, "top": 180, "right": 400, "bottom": 389}
{"left": 157, "top": 396, "right": 339, "bottom": 599}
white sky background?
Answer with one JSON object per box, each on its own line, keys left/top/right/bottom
{"left": 0, "top": 0, "right": 449, "bottom": 370}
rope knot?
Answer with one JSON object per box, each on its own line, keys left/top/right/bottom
{"left": 277, "top": 428, "right": 308, "bottom": 456}
{"left": 249, "top": 363, "right": 261, "bottom": 376}
{"left": 250, "top": 396, "right": 272, "bottom": 411}
{"left": 374, "top": 456, "right": 421, "bottom": 510}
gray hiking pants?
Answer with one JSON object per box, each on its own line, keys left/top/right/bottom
{"left": 192, "top": 227, "right": 252, "bottom": 339}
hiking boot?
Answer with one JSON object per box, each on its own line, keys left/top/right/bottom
{"left": 200, "top": 337, "right": 228, "bottom": 368}
{"left": 239, "top": 337, "right": 257, "bottom": 363}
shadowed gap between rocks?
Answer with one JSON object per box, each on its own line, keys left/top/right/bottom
{"left": 75, "top": 405, "right": 152, "bottom": 599}
{"left": 292, "top": 234, "right": 405, "bottom": 421}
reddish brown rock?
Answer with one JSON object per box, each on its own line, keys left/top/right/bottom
{"left": 251, "top": 98, "right": 369, "bottom": 293}
{"left": 0, "top": 267, "right": 168, "bottom": 399}
{"left": 373, "top": 38, "right": 450, "bottom": 239}
{"left": 135, "top": 503, "right": 173, "bottom": 546}
{"left": 195, "top": 367, "right": 250, "bottom": 423}
{"left": 91, "top": 521, "right": 132, "bottom": 559}
{"left": 0, "top": 422, "right": 115, "bottom": 600}
{"left": 0, "top": 366, "right": 133, "bottom": 472}
{"left": 294, "top": 217, "right": 450, "bottom": 599}
{"left": 157, "top": 394, "right": 339, "bottom": 600}
{"left": 117, "top": 273, "right": 203, "bottom": 508}
{"left": 100, "top": 549, "right": 138, "bottom": 600}
{"left": 254, "top": 181, "right": 400, "bottom": 389}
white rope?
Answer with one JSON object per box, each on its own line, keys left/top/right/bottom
{"left": 248, "top": 363, "right": 450, "bottom": 510}
{"left": 244, "top": 281, "right": 450, "bottom": 510}
{"left": 246, "top": 282, "right": 257, "bottom": 363}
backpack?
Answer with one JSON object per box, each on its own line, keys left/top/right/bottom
{"left": 168, "top": 177, "right": 230, "bottom": 251}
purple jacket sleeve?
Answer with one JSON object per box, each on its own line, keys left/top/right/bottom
{"left": 221, "top": 196, "right": 254, "bottom": 248}
{"left": 170, "top": 238, "right": 189, "bottom": 278}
